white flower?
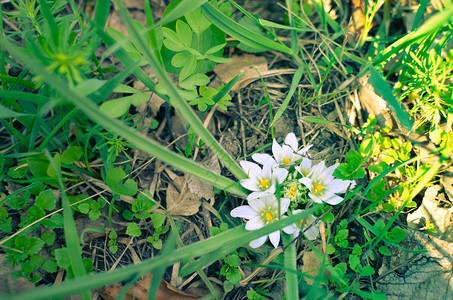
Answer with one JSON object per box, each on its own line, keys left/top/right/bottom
{"left": 295, "top": 157, "right": 313, "bottom": 177}
{"left": 283, "top": 210, "right": 319, "bottom": 240}
{"left": 231, "top": 194, "right": 291, "bottom": 248}
{"left": 299, "top": 161, "right": 355, "bottom": 205}
{"left": 252, "top": 132, "right": 312, "bottom": 167}
{"left": 240, "top": 161, "right": 288, "bottom": 200}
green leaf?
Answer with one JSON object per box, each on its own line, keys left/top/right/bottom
{"left": 171, "top": 51, "right": 192, "bottom": 68}
{"left": 326, "top": 244, "right": 336, "bottom": 255}
{"left": 205, "top": 43, "right": 226, "bottom": 55}
{"left": 27, "top": 154, "right": 49, "bottom": 178}
{"left": 126, "top": 222, "right": 142, "bottom": 237}
{"left": 226, "top": 268, "right": 241, "bottom": 285}
{"left": 360, "top": 265, "right": 375, "bottom": 276}
{"left": 7, "top": 165, "right": 28, "bottom": 179}
{"left": 100, "top": 93, "right": 149, "bottom": 118}
{"left": 162, "top": 27, "right": 185, "bottom": 51}
{"left": 185, "top": 7, "right": 211, "bottom": 35}
{"left": 348, "top": 254, "right": 360, "bottom": 271}
{"left": 54, "top": 248, "right": 70, "bottom": 269}
{"left": 106, "top": 167, "right": 138, "bottom": 196}
{"left": 7, "top": 195, "right": 29, "bottom": 210}
{"left": 352, "top": 243, "right": 362, "bottom": 256}
{"left": 41, "top": 231, "right": 56, "bottom": 246}
{"left": 61, "top": 146, "right": 83, "bottom": 164}
{"left": 89, "top": 209, "right": 101, "bottom": 220}
{"left": 179, "top": 73, "right": 209, "bottom": 90}
{"left": 321, "top": 212, "right": 335, "bottom": 223}
{"left": 386, "top": 227, "right": 406, "bottom": 243}
{"left": 378, "top": 246, "right": 392, "bottom": 256}
{"left": 151, "top": 212, "right": 166, "bottom": 229}
{"left": 109, "top": 244, "right": 118, "bottom": 254}
{"left": 75, "top": 79, "right": 106, "bottom": 97}
{"left": 26, "top": 205, "right": 45, "bottom": 223}
{"left": 179, "top": 55, "right": 198, "bottom": 81}
{"left": 42, "top": 259, "right": 58, "bottom": 273}
{"left": 152, "top": 239, "right": 163, "bottom": 250}
{"left": 35, "top": 190, "right": 57, "bottom": 211}
{"left": 41, "top": 213, "right": 64, "bottom": 228}
{"left": 176, "top": 20, "right": 192, "bottom": 48}
{"left": 224, "top": 254, "right": 240, "bottom": 268}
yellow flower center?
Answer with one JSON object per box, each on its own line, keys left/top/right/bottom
{"left": 282, "top": 156, "right": 290, "bottom": 164}
{"left": 258, "top": 178, "right": 270, "bottom": 189}
{"left": 264, "top": 211, "right": 274, "bottom": 221}
{"left": 287, "top": 185, "right": 298, "bottom": 198}
{"left": 260, "top": 207, "right": 279, "bottom": 224}
{"left": 314, "top": 183, "right": 324, "bottom": 193}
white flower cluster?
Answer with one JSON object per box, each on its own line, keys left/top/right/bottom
{"left": 231, "top": 133, "right": 355, "bottom": 248}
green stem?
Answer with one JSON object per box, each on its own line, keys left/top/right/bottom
{"left": 283, "top": 233, "right": 299, "bottom": 300}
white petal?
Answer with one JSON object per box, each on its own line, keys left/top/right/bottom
{"left": 249, "top": 235, "right": 267, "bottom": 248}
{"left": 279, "top": 198, "right": 291, "bottom": 214}
{"left": 262, "top": 163, "right": 273, "bottom": 178}
{"left": 248, "top": 196, "right": 266, "bottom": 211}
{"left": 231, "top": 205, "right": 257, "bottom": 219}
{"left": 322, "top": 163, "right": 339, "bottom": 181}
{"left": 323, "top": 192, "right": 344, "bottom": 205}
{"left": 272, "top": 139, "right": 284, "bottom": 161}
{"left": 241, "top": 179, "right": 260, "bottom": 192}
{"left": 308, "top": 193, "right": 323, "bottom": 204}
{"left": 303, "top": 224, "right": 319, "bottom": 240}
{"left": 283, "top": 224, "right": 300, "bottom": 237}
{"left": 311, "top": 161, "right": 325, "bottom": 179}
{"left": 273, "top": 168, "right": 289, "bottom": 184}
{"left": 240, "top": 161, "right": 261, "bottom": 178}
{"left": 297, "top": 144, "right": 313, "bottom": 155}
{"left": 268, "top": 230, "right": 281, "bottom": 248}
{"left": 328, "top": 179, "right": 351, "bottom": 194}
{"left": 245, "top": 216, "right": 263, "bottom": 230}
{"left": 247, "top": 191, "right": 269, "bottom": 201}
{"left": 252, "top": 153, "right": 277, "bottom": 166}
{"left": 299, "top": 177, "right": 312, "bottom": 189}
{"left": 260, "top": 193, "right": 277, "bottom": 206}
{"left": 284, "top": 132, "right": 298, "bottom": 151}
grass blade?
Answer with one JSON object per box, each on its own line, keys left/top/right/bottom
{"left": 201, "top": 2, "right": 292, "bottom": 54}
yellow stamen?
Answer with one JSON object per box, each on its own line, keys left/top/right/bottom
{"left": 314, "top": 183, "right": 323, "bottom": 193}
{"left": 282, "top": 156, "right": 290, "bottom": 164}
{"left": 258, "top": 178, "right": 270, "bottom": 189}
{"left": 288, "top": 185, "right": 298, "bottom": 198}
{"left": 264, "top": 211, "right": 273, "bottom": 221}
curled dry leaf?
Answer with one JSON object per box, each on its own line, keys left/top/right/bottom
{"left": 165, "top": 154, "right": 220, "bottom": 216}
{"left": 98, "top": 273, "right": 201, "bottom": 300}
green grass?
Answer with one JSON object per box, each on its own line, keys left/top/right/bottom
{"left": 0, "top": 0, "right": 452, "bottom": 299}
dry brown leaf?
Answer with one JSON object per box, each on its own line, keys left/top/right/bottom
{"left": 213, "top": 54, "right": 268, "bottom": 91}
{"left": 407, "top": 185, "right": 453, "bottom": 242}
{"left": 165, "top": 170, "right": 201, "bottom": 216}
{"left": 98, "top": 273, "right": 201, "bottom": 300}
{"left": 165, "top": 155, "right": 220, "bottom": 216}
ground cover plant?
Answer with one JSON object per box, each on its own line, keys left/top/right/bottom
{"left": 0, "top": 0, "right": 452, "bottom": 299}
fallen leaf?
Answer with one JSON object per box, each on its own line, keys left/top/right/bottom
{"left": 213, "top": 54, "right": 268, "bottom": 91}
{"left": 98, "top": 273, "right": 201, "bottom": 300}
{"left": 165, "top": 155, "right": 220, "bottom": 216}
{"left": 407, "top": 185, "right": 453, "bottom": 242}
{"left": 301, "top": 245, "right": 325, "bottom": 285}
{"left": 165, "top": 170, "right": 202, "bottom": 216}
